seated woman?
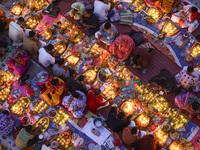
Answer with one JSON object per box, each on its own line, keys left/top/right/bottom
{"left": 0, "top": 110, "right": 20, "bottom": 136}
{"left": 153, "top": 0, "right": 180, "bottom": 14}
{"left": 62, "top": 91, "right": 87, "bottom": 118}
{"left": 129, "top": 48, "right": 151, "bottom": 69}
{"left": 175, "top": 92, "right": 200, "bottom": 118}
{"left": 41, "top": 76, "right": 67, "bottom": 106}
{"left": 69, "top": 2, "right": 86, "bottom": 20}
{"left": 171, "top": 5, "right": 199, "bottom": 33}
{"left": 95, "top": 22, "right": 118, "bottom": 46}
{"left": 87, "top": 89, "right": 109, "bottom": 113}
{"left": 149, "top": 69, "right": 175, "bottom": 94}
{"left": 109, "top": 35, "right": 136, "bottom": 62}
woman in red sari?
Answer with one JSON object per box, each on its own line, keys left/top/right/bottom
{"left": 109, "top": 35, "right": 136, "bottom": 62}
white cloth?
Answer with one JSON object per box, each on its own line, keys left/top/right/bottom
{"left": 175, "top": 66, "right": 200, "bottom": 90}
{"left": 94, "top": 1, "right": 111, "bottom": 22}
{"left": 8, "top": 21, "right": 24, "bottom": 46}
{"left": 41, "top": 145, "right": 52, "bottom": 150}
{"left": 24, "top": 29, "right": 32, "bottom": 37}
{"left": 38, "top": 48, "right": 55, "bottom": 67}
{"left": 52, "top": 64, "right": 65, "bottom": 77}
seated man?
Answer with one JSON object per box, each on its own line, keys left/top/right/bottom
{"left": 129, "top": 48, "right": 151, "bottom": 69}
{"left": 52, "top": 58, "right": 65, "bottom": 77}
{"left": 175, "top": 92, "right": 200, "bottom": 118}
{"left": 68, "top": 75, "right": 87, "bottom": 94}
{"left": 9, "top": 17, "right": 25, "bottom": 46}
{"left": 122, "top": 126, "right": 142, "bottom": 149}
{"left": 15, "top": 125, "right": 41, "bottom": 149}
{"left": 62, "top": 91, "right": 87, "bottom": 118}
{"left": 106, "top": 104, "right": 132, "bottom": 132}
{"left": 69, "top": 2, "right": 85, "bottom": 20}
{"left": 87, "top": 89, "right": 109, "bottom": 113}
{"left": 23, "top": 31, "right": 41, "bottom": 58}
{"left": 95, "top": 22, "right": 118, "bottom": 45}
{"left": 38, "top": 44, "right": 55, "bottom": 67}
{"left": 94, "top": 0, "right": 115, "bottom": 23}
{"left": 109, "top": 35, "right": 136, "bottom": 62}
{"left": 149, "top": 69, "right": 175, "bottom": 94}
{"left": 175, "top": 66, "right": 200, "bottom": 90}
{"left": 41, "top": 76, "right": 67, "bottom": 106}
{"left": 171, "top": 5, "right": 199, "bottom": 33}
{"left": 79, "top": 9, "right": 99, "bottom": 36}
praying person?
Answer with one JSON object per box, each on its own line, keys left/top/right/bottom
{"left": 23, "top": 31, "right": 41, "bottom": 58}
{"left": 69, "top": 2, "right": 85, "bottom": 20}
{"left": 129, "top": 48, "right": 151, "bottom": 69}
{"left": 175, "top": 66, "right": 200, "bottom": 90}
{"left": 93, "top": 0, "right": 115, "bottom": 23}
{"left": 87, "top": 89, "right": 109, "bottom": 113}
{"left": 63, "top": 91, "right": 87, "bottom": 118}
{"left": 9, "top": 17, "right": 25, "bottom": 46}
{"left": 95, "top": 22, "right": 118, "bottom": 45}
{"left": 0, "top": 110, "right": 19, "bottom": 136}
{"left": 171, "top": 5, "right": 199, "bottom": 33}
{"left": 149, "top": 69, "right": 175, "bottom": 94}
{"left": 175, "top": 92, "right": 200, "bottom": 118}
{"left": 38, "top": 44, "right": 55, "bottom": 67}
{"left": 15, "top": 125, "right": 41, "bottom": 149}
{"left": 79, "top": 9, "right": 99, "bottom": 36}
{"left": 109, "top": 35, "right": 136, "bottom": 61}
{"left": 52, "top": 58, "right": 65, "bottom": 77}
{"left": 122, "top": 126, "right": 141, "bottom": 149}
{"left": 106, "top": 104, "right": 132, "bottom": 132}
{"left": 68, "top": 75, "right": 87, "bottom": 94}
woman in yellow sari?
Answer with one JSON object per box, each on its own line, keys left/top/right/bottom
{"left": 0, "top": 9, "right": 15, "bottom": 30}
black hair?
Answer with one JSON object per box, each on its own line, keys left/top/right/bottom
{"left": 78, "top": 75, "right": 84, "bottom": 82}
{"left": 117, "top": 112, "right": 125, "bottom": 119}
{"left": 46, "top": 44, "right": 54, "bottom": 52}
{"left": 131, "top": 127, "right": 137, "bottom": 134}
{"left": 94, "top": 89, "right": 101, "bottom": 96}
{"left": 104, "top": 22, "right": 111, "bottom": 30}
{"left": 133, "top": 54, "right": 141, "bottom": 61}
{"left": 187, "top": 66, "right": 194, "bottom": 73}
{"left": 29, "top": 31, "right": 36, "bottom": 38}
{"left": 2, "top": 110, "right": 9, "bottom": 115}
{"left": 148, "top": 134, "right": 154, "bottom": 139}
{"left": 57, "top": 58, "right": 64, "bottom": 66}
{"left": 191, "top": 6, "right": 198, "bottom": 13}
{"left": 24, "top": 125, "right": 32, "bottom": 132}
{"left": 192, "top": 102, "right": 199, "bottom": 111}
{"left": 50, "top": 78, "right": 59, "bottom": 86}
{"left": 18, "top": 17, "right": 24, "bottom": 23}
{"left": 72, "top": 92, "right": 80, "bottom": 99}
{"left": 69, "top": 68, "right": 76, "bottom": 78}
{"left": 158, "top": 77, "right": 167, "bottom": 88}
{"left": 85, "top": 9, "right": 92, "bottom": 15}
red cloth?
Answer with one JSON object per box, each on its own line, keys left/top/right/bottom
{"left": 87, "top": 90, "right": 107, "bottom": 113}
{"left": 109, "top": 35, "right": 135, "bottom": 61}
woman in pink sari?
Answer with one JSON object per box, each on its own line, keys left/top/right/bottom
{"left": 109, "top": 35, "right": 135, "bottom": 61}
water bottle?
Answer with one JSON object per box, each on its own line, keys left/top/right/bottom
{"left": 142, "top": 68, "right": 148, "bottom": 74}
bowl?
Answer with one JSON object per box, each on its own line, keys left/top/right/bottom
{"left": 48, "top": 109, "right": 57, "bottom": 118}
{"left": 21, "top": 116, "right": 31, "bottom": 126}
{"left": 93, "top": 118, "right": 104, "bottom": 128}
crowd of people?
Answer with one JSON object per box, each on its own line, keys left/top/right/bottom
{"left": 0, "top": 0, "right": 200, "bottom": 149}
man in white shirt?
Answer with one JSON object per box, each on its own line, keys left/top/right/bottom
{"left": 9, "top": 17, "right": 25, "bottom": 46}
{"left": 93, "top": 0, "right": 115, "bottom": 23}
{"left": 38, "top": 44, "right": 55, "bottom": 67}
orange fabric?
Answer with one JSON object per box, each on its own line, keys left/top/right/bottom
{"left": 0, "top": 9, "right": 3, "bottom": 17}
{"left": 109, "top": 35, "right": 135, "bottom": 61}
